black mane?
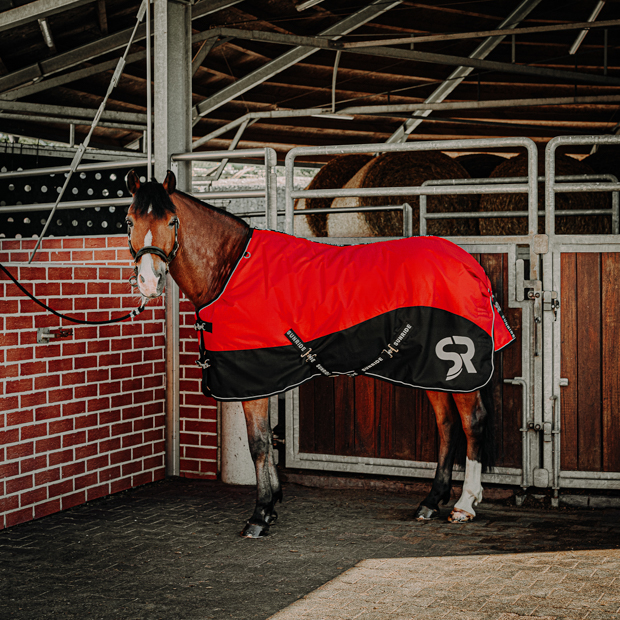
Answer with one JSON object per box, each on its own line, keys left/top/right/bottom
{"left": 133, "top": 181, "right": 176, "bottom": 217}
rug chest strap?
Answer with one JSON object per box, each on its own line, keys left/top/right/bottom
{"left": 285, "top": 329, "right": 332, "bottom": 377}
{"left": 195, "top": 320, "right": 212, "bottom": 369}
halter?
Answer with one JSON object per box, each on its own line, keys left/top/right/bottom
{"left": 127, "top": 217, "right": 180, "bottom": 265}
{"left": 127, "top": 217, "right": 179, "bottom": 288}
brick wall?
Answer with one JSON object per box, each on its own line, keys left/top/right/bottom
{"left": 179, "top": 300, "right": 218, "bottom": 478}
{"left": 0, "top": 235, "right": 218, "bottom": 530}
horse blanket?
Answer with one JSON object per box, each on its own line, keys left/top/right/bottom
{"left": 196, "top": 229, "right": 515, "bottom": 401}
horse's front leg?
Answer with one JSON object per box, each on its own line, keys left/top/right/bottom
{"left": 448, "top": 390, "right": 488, "bottom": 523}
{"left": 240, "top": 398, "right": 282, "bottom": 538}
{"left": 414, "top": 391, "right": 462, "bottom": 521}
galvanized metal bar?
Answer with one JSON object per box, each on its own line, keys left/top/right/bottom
{"left": 0, "top": 0, "right": 92, "bottom": 33}
{"left": 0, "top": 190, "right": 267, "bottom": 214}
{"left": 0, "top": 52, "right": 146, "bottom": 102}
{"left": 209, "top": 118, "right": 252, "bottom": 182}
{"left": 146, "top": 0, "right": 152, "bottom": 181}
{"left": 331, "top": 50, "right": 342, "bottom": 113}
{"left": 154, "top": 0, "right": 192, "bottom": 478}
{"left": 293, "top": 183, "right": 530, "bottom": 201}
{"left": 284, "top": 137, "right": 538, "bottom": 236}
{"left": 0, "top": 100, "right": 147, "bottom": 123}
{"left": 264, "top": 148, "right": 278, "bottom": 231}
{"left": 0, "top": 111, "right": 145, "bottom": 131}
{"left": 341, "top": 16, "right": 620, "bottom": 48}
{"left": 0, "top": 0, "right": 242, "bottom": 94}
{"left": 0, "top": 158, "right": 149, "bottom": 179}
{"left": 386, "top": 0, "right": 542, "bottom": 143}
{"left": 192, "top": 0, "right": 402, "bottom": 120}
{"left": 173, "top": 148, "right": 269, "bottom": 161}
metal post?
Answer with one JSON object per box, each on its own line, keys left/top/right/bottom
{"left": 154, "top": 0, "right": 192, "bottom": 477}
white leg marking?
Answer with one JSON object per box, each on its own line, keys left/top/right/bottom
{"left": 454, "top": 457, "right": 483, "bottom": 517}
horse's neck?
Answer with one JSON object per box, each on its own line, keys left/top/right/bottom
{"left": 169, "top": 192, "right": 250, "bottom": 309}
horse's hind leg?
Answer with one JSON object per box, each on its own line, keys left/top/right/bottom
{"left": 240, "top": 398, "right": 282, "bottom": 538}
{"left": 414, "top": 391, "right": 462, "bottom": 521}
{"left": 448, "top": 390, "right": 488, "bottom": 523}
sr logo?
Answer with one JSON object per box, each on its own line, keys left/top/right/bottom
{"left": 435, "top": 336, "right": 477, "bottom": 381}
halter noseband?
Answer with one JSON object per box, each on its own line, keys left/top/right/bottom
{"left": 127, "top": 217, "right": 180, "bottom": 281}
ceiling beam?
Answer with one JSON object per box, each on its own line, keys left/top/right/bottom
{"left": 192, "top": 0, "right": 403, "bottom": 121}
{"left": 0, "top": 51, "right": 146, "bottom": 101}
{"left": 0, "top": 0, "right": 92, "bottom": 33}
{"left": 194, "top": 25, "right": 620, "bottom": 87}
{"left": 0, "top": 99, "right": 147, "bottom": 123}
{"left": 342, "top": 15, "right": 620, "bottom": 48}
{"left": 97, "top": 0, "right": 108, "bottom": 35}
{"left": 0, "top": 0, "right": 242, "bottom": 94}
{"left": 192, "top": 93, "right": 620, "bottom": 149}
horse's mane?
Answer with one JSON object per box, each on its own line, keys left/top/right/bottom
{"left": 133, "top": 182, "right": 250, "bottom": 231}
{"left": 175, "top": 189, "right": 250, "bottom": 229}
{"left": 133, "top": 182, "right": 176, "bottom": 217}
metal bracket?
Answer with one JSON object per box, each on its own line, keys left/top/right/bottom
{"left": 37, "top": 327, "right": 73, "bottom": 343}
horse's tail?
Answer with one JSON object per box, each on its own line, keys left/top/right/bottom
{"left": 479, "top": 378, "right": 496, "bottom": 473}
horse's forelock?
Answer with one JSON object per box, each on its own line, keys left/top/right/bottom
{"left": 132, "top": 182, "right": 176, "bottom": 218}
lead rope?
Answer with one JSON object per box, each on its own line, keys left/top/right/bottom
{"left": 28, "top": 0, "right": 149, "bottom": 264}
{"left": 0, "top": 263, "right": 145, "bottom": 325}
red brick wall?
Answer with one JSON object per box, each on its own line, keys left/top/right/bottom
{"left": 0, "top": 237, "right": 170, "bottom": 529}
{"left": 179, "top": 299, "right": 218, "bottom": 478}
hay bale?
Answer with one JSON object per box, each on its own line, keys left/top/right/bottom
{"left": 328, "top": 151, "right": 476, "bottom": 237}
{"left": 294, "top": 154, "right": 372, "bottom": 237}
{"left": 479, "top": 153, "right": 611, "bottom": 235}
{"left": 328, "top": 158, "right": 381, "bottom": 237}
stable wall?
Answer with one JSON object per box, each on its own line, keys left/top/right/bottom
{"left": 0, "top": 236, "right": 217, "bottom": 530}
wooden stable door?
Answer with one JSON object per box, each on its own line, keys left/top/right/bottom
{"left": 298, "top": 253, "right": 524, "bottom": 470}
{"left": 560, "top": 252, "right": 620, "bottom": 473}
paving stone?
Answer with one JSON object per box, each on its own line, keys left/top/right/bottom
{"left": 2, "top": 478, "right": 620, "bottom": 619}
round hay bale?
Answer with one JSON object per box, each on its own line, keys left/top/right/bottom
{"left": 328, "top": 158, "right": 381, "bottom": 237}
{"left": 356, "top": 151, "right": 477, "bottom": 237}
{"left": 479, "top": 153, "right": 610, "bottom": 235}
{"left": 294, "top": 154, "right": 372, "bottom": 237}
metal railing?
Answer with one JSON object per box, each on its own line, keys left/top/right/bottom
{"left": 171, "top": 147, "right": 278, "bottom": 230}
{"left": 420, "top": 174, "right": 620, "bottom": 235}
{"left": 285, "top": 137, "right": 539, "bottom": 241}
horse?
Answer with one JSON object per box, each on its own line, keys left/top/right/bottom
{"left": 124, "top": 169, "right": 514, "bottom": 538}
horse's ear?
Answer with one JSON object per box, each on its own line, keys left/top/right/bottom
{"left": 163, "top": 170, "right": 176, "bottom": 195}
{"left": 125, "top": 170, "right": 140, "bottom": 195}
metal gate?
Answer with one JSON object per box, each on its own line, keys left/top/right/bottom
{"left": 544, "top": 135, "right": 620, "bottom": 496}
{"left": 282, "top": 135, "right": 620, "bottom": 493}
{"left": 283, "top": 137, "right": 543, "bottom": 488}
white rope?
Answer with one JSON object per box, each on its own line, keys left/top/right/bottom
{"left": 29, "top": 0, "right": 149, "bottom": 263}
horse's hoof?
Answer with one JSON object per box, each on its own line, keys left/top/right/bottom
{"left": 414, "top": 505, "right": 439, "bottom": 521}
{"left": 448, "top": 508, "right": 474, "bottom": 523}
{"left": 265, "top": 510, "right": 278, "bottom": 525}
{"left": 240, "top": 521, "right": 270, "bottom": 538}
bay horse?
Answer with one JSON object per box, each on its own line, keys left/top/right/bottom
{"left": 125, "top": 170, "right": 513, "bottom": 538}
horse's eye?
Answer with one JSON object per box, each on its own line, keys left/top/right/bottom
{"left": 126, "top": 219, "right": 133, "bottom": 228}
{"left": 168, "top": 218, "right": 178, "bottom": 228}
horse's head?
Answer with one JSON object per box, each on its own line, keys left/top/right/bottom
{"left": 126, "top": 169, "right": 179, "bottom": 300}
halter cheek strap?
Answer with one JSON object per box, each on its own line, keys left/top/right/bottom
{"left": 128, "top": 218, "right": 180, "bottom": 266}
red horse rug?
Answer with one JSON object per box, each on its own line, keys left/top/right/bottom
{"left": 195, "top": 230, "right": 515, "bottom": 401}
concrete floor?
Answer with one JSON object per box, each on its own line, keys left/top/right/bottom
{"left": 1, "top": 478, "right": 620, "bottom": 620}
